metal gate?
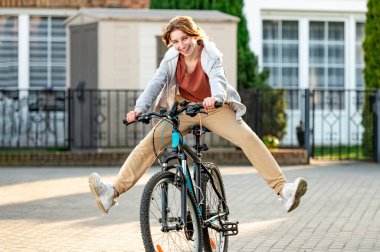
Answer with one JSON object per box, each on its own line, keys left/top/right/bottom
{"left": 307, "top": 89, "right": 378, "bottom": 161}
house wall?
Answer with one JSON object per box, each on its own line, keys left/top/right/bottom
{"left": 68, "top": 18, "right": 238, "bottom": 91}
{"left": 201, "top": 22, "right": 237, "bottom": 88}
{"left": 98, "top": 21, "right": 139, "bottom": 89}
{"left": 138, "top": 22, "right": 162, "bottom": 90}
{"left": 137, "top": 21, "right": 238, "bottom": 89}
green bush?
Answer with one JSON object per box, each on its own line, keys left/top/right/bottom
{"left": 263, "top": 135, "right": 280, "bottom": 149}
{"left": 261, "top": 89, "right": 287, "bottom": 140}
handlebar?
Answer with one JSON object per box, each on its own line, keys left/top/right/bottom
{"left": 123, "top": 100, "right": 223, "bottom": 126}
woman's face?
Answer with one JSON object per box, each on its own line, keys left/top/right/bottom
{"left": 170, "top": 29, "right": 197, "bottom": 57}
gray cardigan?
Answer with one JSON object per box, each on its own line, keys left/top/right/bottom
{"left": 134, "top": 40, "right": 246, "bottom": 120}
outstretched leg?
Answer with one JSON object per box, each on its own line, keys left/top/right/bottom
{"left": 203, "top": 104, "right": 307, "bottom": 212}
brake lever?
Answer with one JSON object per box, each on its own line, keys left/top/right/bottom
{"left": 140, "top": 114, "right": 151, "bottom": 124}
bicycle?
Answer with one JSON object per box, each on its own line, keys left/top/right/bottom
{"left": 123, "top": 100, "right": 239, "bottom": 251}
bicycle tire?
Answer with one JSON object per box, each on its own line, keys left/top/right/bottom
{"left": 201, "top": 162, "right": 229, "bottom": 252}
{"left": 140, "top": 171, "right": 202, "bottom": 252}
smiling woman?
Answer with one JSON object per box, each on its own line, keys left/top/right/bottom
{"left": 88, "top": 15, "right": 307, "bottom": 216}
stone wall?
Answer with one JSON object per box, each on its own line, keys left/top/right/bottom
{"left": 0, "top": 148, "right": 308, "bottom": 167}
{"left": 0, "top": 0, "right": 149, "bottom": 8}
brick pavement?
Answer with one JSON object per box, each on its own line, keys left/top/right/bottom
{"left": 1, "top": 161, "right": 380, "bottom": 251}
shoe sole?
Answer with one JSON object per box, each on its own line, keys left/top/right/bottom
{"left": 88, "top": 173, "right": 108, "bottom": 213}
{"left": 288, "top": 178, "right": 307, "bottom": 213}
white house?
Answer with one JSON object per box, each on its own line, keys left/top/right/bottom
{"left": 244, "top": 0, "right": 368, "bottom": 146}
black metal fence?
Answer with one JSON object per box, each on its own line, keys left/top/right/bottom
{"left": 1, "top": 88, "right": 379, "bottom": 161}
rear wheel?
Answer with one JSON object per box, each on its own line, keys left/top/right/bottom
{"left": 201, "top": 163, "right": 228, "bottom": 252}
{"left": 140, "top": 171, "right": 202, "bottom": 251}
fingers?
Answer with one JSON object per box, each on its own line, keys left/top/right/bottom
{"left": 125, "top": 111, "right": 142, "bottom": 123}
{"left": 202, "top": 97, "right": 217, "bottom": 110}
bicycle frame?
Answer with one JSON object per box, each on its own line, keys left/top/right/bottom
{"left": 124, "top": 100, "right": 234, "bottom": 237}
{"left": 159, "top": 115, "right": 227, "bottom": 229}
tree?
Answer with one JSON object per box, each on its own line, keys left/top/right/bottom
{"left": 362, "top": 0, "right": 380, "bottom": 159}
{"left": 363, "top": 0, "right": 380, "bottom": 89}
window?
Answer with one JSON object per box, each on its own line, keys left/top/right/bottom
{"left": 0, "top": 16, "right": 18, "bottom": 89}
{"left": 263, "top": 20, "right": 299, "bottom": 88}
{"left": 29, "top": 16, "right": 66, "bottom": 89}
{"left": 309, "top": 21, "right": 345, "bottom": 110}
{"left": 262, "top": 20, "right": 299, "bottom": 109}
{"left": 309, "top": 21, "right": 345, "bottom": 89}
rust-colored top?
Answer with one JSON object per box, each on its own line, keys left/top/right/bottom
{"left": 175, "top": 45, "right": 211, "bottom": 102}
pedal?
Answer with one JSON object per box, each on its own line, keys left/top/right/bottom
{"left": 221, "top": 221, "right": 239, "bottom": 236}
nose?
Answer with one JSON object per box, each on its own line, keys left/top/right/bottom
{"left": 178, "top": 41, "right": 183, "bottom": 49}
{"left": 178, "top": 41, "right": 185, "bottom": 50}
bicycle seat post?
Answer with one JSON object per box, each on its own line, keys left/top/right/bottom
{"left": 195, "top": 130, "right": 202, "bottom": 157}
{"left": 190, "top": 125, "right": 209, "bottom": 157}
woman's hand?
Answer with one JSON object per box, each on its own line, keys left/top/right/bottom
{"left": 202, "top": 97, "right": 218, "bottom": 111}
{"left": 125, "top": 111, "right": 142, "bottom": 123}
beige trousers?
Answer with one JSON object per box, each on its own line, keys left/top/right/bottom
{"left": 114, "top": 104, "right": 287, "bottom": 195}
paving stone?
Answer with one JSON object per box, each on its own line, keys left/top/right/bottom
{"left": 0, "top": 161, "right": 380, "bottom": 250}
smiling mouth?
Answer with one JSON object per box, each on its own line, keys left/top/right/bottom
{"left": 181, "top": 47, "right": 190, "bottom": 54}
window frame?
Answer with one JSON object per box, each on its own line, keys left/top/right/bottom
{"left": 0, "top": 15, "right": 19, "bottom": 89}
{"left": 29, "top": 15, "right": 67, "bottom": 89}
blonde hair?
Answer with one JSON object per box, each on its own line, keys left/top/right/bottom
{"left": 162, "top": 16, "right": 207, "bottom": 47}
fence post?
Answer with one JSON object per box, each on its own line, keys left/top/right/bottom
{"left": 374, "top": 89, "right": 380, "bottom": 162}
{"left": 304, "top": 89, "right": 311, "bottom": 162}
{"left": 67, "top": 88, "right": 72, "bottom": 150}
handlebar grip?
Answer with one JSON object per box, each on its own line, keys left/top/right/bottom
{"left": 123, "top": 114, "right": 143, "bottom": 126}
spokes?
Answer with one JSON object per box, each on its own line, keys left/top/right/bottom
{"left": 205, "top": 178, "right": 226, "bottom": 251}
{"left": 149, "top": 179, "right": 199, "bottom": 251}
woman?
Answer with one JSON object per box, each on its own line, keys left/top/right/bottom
{"left": 89, "top": 16, "right": 307, "bottom": 214}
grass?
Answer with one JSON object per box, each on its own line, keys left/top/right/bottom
{"left": 312, "top": 145, "right": 372, "bottom": 160}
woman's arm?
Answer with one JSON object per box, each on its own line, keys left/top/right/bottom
{"left": 134, "top": 60, "right": 169, "bottom": 113}
{"left": 208, "top": 57, "right": 228, "bottom": 103}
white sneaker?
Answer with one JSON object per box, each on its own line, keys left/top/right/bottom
{"left": 281, "top": 177, "right": 307, "bottom": 212}
{"left": 89, "top": 173, "right": 116, "bottom": 213}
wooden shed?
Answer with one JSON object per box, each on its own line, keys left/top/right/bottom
{"left": 65, "top": 8, "right": 239, "bottom": 149}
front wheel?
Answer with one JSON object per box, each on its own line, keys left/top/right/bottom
{"left": 140, "top": 171, "right": 202, "bottom": 252}
{"left": 201, "top": 162, "right": 229, "bottom": 252}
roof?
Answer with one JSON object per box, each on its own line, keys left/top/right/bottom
{"left": 65, "top": 8, "right": 240, "bottom": 25}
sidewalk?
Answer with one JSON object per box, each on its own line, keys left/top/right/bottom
{"left": 1, "top": 161, "right": 380, "bottom": 251}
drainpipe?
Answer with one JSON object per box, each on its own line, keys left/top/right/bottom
{"left": 304, "top": 89, "right": 311, "bottom": 163}
{"left": 375, "top": 89, "right": 380, "bottom": 162}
